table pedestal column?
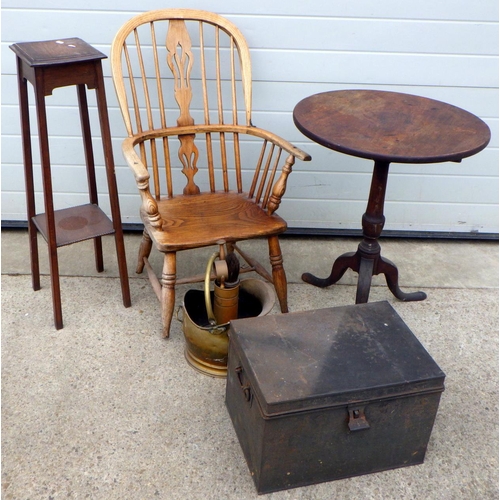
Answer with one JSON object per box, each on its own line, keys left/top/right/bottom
{"left": 302, "top": 160, "right": 427, "bottom": 303}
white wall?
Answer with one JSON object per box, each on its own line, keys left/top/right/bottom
{"left": 2, "top": 1, "right": 498, "bottom": 234}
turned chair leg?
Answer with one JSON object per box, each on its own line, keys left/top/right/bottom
{"left": 136, "top": 229, "right": 152, "bottom": 274}
{"left": 161, "top": 252, "right": 177, "bottom": 338}
{"left": 268, "top": 235, "right": 288, "bottom": 313}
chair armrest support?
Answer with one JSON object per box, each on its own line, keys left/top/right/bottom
{"left": 244, "top": 127, "right": 309, "bottom": 216}
{"left": 267, "top": 154, "right": 294, "bottom": 216}
{"left": 122, "top": 137, "right": 162, "bottom": 229}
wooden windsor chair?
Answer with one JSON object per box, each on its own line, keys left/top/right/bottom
{"left": 111, "top": 9, "right": 310, "bottom": 337}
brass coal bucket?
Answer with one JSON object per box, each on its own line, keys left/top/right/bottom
{"left": 179, "top": 254, "right": 275, "bottom": 378}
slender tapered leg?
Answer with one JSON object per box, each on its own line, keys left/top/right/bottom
{"left": 34, "top": 77, "right": 63, "bottom": 329}
{"left": 77, "top": 83, "right": 104, "bottom": 272}
{"left": 16, "top": 58, "right": 40, "bottom": 292}
{"left": 94, "top": 62, "right": 131, "bottom": 307}
{"left": 268, "top": 235, "right": 288, "bottom": 313}
{"left": 161, "top": 252, "right": 177, "bottom": 338}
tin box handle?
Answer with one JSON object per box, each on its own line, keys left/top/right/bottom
{"left": 235, "top": 366, "right": 252, "bottom": 403}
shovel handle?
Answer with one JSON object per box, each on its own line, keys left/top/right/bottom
{"left": 204, "top": 252, "right": 220, "bottom": 325}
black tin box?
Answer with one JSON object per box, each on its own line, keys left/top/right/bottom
{"left": 225, "top": 301, "right": 445, "bottom": 494}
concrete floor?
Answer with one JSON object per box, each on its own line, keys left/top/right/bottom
{"left": 1, "top": 229, "right": 498, "bottom": 499}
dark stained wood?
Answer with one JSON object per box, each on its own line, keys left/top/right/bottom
{"left": 294, "top": 90, "right": 491, "bottom": 303}
{"left": 93, "top": 60, "right": 131, "bottom": 306}
{"left": 293, "top": 90, "right": 491, "bottom": 164}
{"left": 32, "top": 204, "right": 115, "bottom": 247}
{"left": 77, "top": 83, "right": 104, "bottom": 272}
{"left": 16, "top": 56, "right": 40, "bottom": 292}
{"left": 9, "top": 37, "right": 106, "bottom": 67}
{"left": 11, "top": 38, "right": 131, "bottom": 330}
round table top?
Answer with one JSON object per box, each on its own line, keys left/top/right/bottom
{"left": 293, "top": 90, "right": 491, "bottom": 164}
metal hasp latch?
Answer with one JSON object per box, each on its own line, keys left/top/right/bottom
{"left": 347, "top": 405, "right": 370, "bottom": 432}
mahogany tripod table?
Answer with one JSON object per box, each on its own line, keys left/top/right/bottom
{"left": 293, "top": 90, "right": 490, "bottom": 304}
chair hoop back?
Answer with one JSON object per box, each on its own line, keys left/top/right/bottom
{"left": 111, "top": 9, "right": 253, "bottom": 137}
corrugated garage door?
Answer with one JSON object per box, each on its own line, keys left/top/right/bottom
{"left": 2, "top": 1, "right": 498, "bottom": 235}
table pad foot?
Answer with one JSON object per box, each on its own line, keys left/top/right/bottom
{"left": 377, "top": 255, "right": 427, "bottom": 302}
{"left": 301, "top": 251, "right": 357, "bottom": 288}
{"left": 302, "top": 251, "right": 426, "bottom": 303}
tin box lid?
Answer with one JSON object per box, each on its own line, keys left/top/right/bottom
{"left": 229, "top": 301, "right": 445, "bottom": 418}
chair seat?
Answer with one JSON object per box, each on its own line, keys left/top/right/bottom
{"left": 141, "top": 192, "right": 287, "bottom": 252}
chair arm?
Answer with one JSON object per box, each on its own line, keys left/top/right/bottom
{"left": 122, "top": 137, "right": 162, "bottom": 229}
{"left": 124, "top": 125, "right": 311, "bottom": 218}
{"left": 244, "top": 125, "right": 312, "bottom": 162}
{"left": 129, "top": 125, "right": 312, "bottom": 162}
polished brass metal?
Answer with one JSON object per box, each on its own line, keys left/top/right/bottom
{"left": 181, "top": 251, "right": 275, "bottom": 377}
